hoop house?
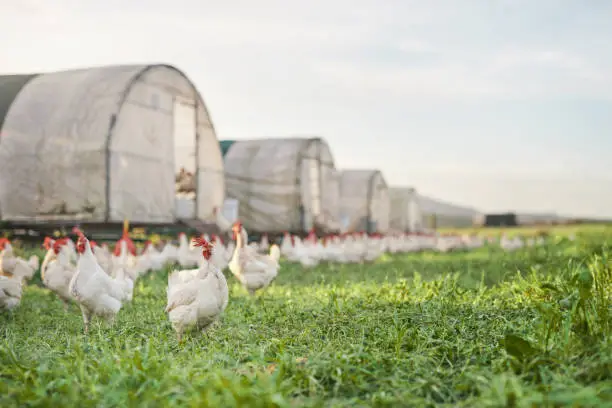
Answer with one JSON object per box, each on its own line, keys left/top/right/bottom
{"left": 339, "top": 170, "right": 390, "bottom": 233}
{"left": 389, "top": 187, "right": 423, "bottom": 232}
{"left": 0, "top": 64, "right": 224, "bottom": 223}
{"left": 222, "top": 137, "right": 340, "bottom": 233}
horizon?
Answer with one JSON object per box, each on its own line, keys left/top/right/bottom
{"left": 2, "top": 0, "right": 611, "bottom": 218}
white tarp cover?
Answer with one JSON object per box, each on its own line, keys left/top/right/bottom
{"left": 339, "top": 170, "right": 390, "bottom": 233}
{"left": 0, "top": 64, "right": 224, "bottom": 223}
{"left": 223, "top": 137, "right": 340, "bottom": 233}
{"left": 221, "top": 198, "right": 239, "bottom": 225}
{"left": 389, "top": 187, "right": 423, "bottom": 232}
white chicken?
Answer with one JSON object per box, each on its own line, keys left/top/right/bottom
{"left": 210, "top": 235, "right": 231, "bottom": 270}
{"left": 157, "top": 240, "right": 179, "bottom": 264}
{"left": 111, "top": 246, "right": 137, "bottom": 277}
{"left": 291, "top": 236, "right": 319, "bottom": 268}
{"left": 177, "top": 232, "right": 200, "bottom": 268}
{"left": 258, "top": 233, "right": 270, "bottom": 253}
{"left": 0, "top": 274, "right": 23, "bottom": 311}
{"left": 69, "top": 227, "right": 130, "bottom": 333}
{"left": 165, "top": 236, "right": 229, "bottom": 341}
{"left": 280, "top": 232, "right": 294, "bottom": 259}
{"left": 0, "top": 238, "right": 39, "bottom": 281}
{"left": 40, "top": 237, "right": 76, "bottom": 310}
{"left": 139, "top": 241, "right": 167, "bottom": 272}
{"left": 0, "top": 243, "right": 34, "bottom": 312}
{"left": 60, "top": 237, "right": 78, "bottom": 264}
{"left": 228, "top": 222, "right": 281, "bottom": 295}
{"left": 111, "top": 240, "right": 135, "bottom": 302}
{"left": 323, "top": 235, "right": 347, "bottom": 263}
{"left": 92, "top": 241, "right": 113, "bottom": 275}
{"left": 363, "top": 233, "right": 385, "bottom": 262}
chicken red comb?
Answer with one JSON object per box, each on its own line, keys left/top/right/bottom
{"left": 0, "top": 238, "right": 10, "bottom": 249}
{"left": 52, "top": 237, "right": 69, "bottom": 253}
{"left": 43, "top": 236, "right": 55, "bottom": 250}
{"left": 192, "top": 236, "right": 212, "bottom": 248}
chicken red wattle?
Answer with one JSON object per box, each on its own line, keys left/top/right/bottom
{"left": 72, "top": 227, "right": 88, "bottom": 254}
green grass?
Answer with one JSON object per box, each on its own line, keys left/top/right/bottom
{"left": 1, "top": 229, "right": 612, "bottom": 407}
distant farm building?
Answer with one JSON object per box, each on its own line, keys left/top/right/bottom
{"left": 418, "top": 195, "right": 481, "bottom": 229}
{"left": 482, "top": 213, "right": 518, "bottom": 227}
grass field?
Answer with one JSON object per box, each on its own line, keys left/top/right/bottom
{"left": 1, "top": 228, "right": 612, "bottom": 407}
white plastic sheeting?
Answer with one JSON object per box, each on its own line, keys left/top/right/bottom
{"left": 389, "top": 187, "right": 423, "bottom": 232}
{"left": 339, "top": 170, "right": 390, "bottom": 233}
{"left": 223, "top": 138, "right": 340, "bottom": 233}
{"left": 0, "top": 64, "right": 224, "bottom": 223}
{"left": 221, "top": 198, "right": 239, "bottom": 225}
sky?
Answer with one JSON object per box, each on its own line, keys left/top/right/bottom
{"left": 1, "top": 0, "right": 612, "bottom": 218}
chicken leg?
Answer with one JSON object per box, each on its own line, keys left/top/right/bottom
{"left": 80, "top": 305, "right": 92, "bottom": 334}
